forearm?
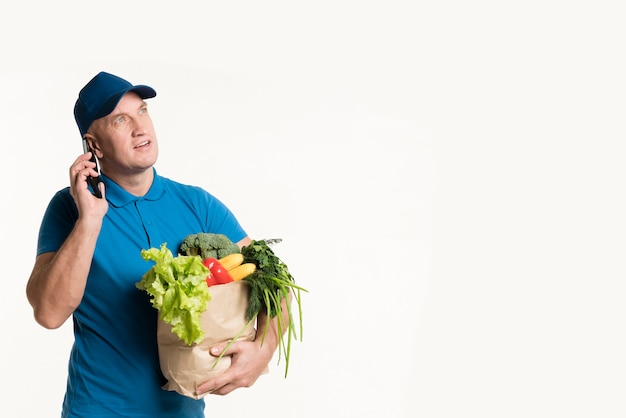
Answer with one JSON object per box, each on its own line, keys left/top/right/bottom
{"left": 254, "top": 292, "right": 292, "bottom": 354}
{"left": 26, "top": 217, "right": 102, "bottom": 329}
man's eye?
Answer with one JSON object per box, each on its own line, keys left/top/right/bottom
{"left": 139, "top": 107, "right": 148, "bottom": 114}
{"left": 115, "top": 116, "right": 125, "bottom": 124}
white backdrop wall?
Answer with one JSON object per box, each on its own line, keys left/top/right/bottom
{"left": 1, "top": 1, "right": 624, "bottom": 417}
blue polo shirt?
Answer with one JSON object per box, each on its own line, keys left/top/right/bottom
{"left": 37, "top": 169, "right": 247, "bottom": 418}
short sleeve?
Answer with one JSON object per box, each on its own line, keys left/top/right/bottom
{"left": 37, "top": 188, "right": 79, "bottom": 255}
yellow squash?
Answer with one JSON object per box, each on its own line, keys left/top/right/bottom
{"left": 218, "top": 253, "right": 244, "bottom": 271}
{"left": 228, "top": 263, "right": 256, "bottom": 281}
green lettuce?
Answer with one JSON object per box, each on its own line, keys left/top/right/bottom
{"left": 136, "top": 243, "right": 211, "bottom": 345}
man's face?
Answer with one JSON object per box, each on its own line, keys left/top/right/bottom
{"left": 87, "top": 92, "right": 158, "bottom": 176}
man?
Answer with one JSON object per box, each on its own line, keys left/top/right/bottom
{"left": 26, "top": 72, "right": 283, "bottom": 417}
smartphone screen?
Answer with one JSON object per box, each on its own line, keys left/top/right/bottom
{"left": 82, "top": 139, "right": 102, "bottom": 198}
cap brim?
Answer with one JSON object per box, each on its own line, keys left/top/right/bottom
{"left": 94, "top": 85, "right": 157, "bottom": 120}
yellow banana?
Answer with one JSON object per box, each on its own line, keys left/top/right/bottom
{"left": 218, "top": 253, "right": 244, "bottom": 271}
{"left": 229, "top": 263, "right": 256, "bottom": 281}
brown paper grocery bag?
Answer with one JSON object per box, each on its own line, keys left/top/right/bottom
{"left": 157, "top": 280, "right": 261, "bottom": 399}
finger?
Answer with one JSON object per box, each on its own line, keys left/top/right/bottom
{"left": 209, "top": 384, "right": 236, "bottom": 396}
{"left": 209, "top": 345, "right": 224, "bottom": 357}
{"left": 196, "top": 377, "right": 227, "bottom": 396}
{"left": 97, "top": 181, "right": 106, "bottom": 198}
{"left": 74, "top": 167, "right": 97, "bottom": 188}
{"left": 209, "top": 340, "right": 238, "bottom": 357}
{"left": 71, "top": 158, "right": 96, "bottom": 180}
{"left": 71, "top": 152, "right": 89, "bottom": 166}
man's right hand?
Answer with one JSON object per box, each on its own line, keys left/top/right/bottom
{"left": 70, "top": 152, "right": 108, "bottom": 220}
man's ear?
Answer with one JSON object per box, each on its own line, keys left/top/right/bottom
{"left": 83, "top": 134, "right": 102, "bottom": 158}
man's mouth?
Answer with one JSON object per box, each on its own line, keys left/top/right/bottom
{"left": 134, "top": 140, "right": 150, "bottom": 149}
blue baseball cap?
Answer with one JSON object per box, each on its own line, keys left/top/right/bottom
{"left": 74, "top": 71, "right": 157, "bottom": 137}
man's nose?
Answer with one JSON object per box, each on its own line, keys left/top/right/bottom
{"left": 132, "top": 120, "right": 148, "bottom": 136}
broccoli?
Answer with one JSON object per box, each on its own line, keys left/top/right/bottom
{"left": 178, "top": 233, "right": 240, "bottom": 260}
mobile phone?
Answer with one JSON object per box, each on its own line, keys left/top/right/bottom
{"left": 82, "top": 139, "right": 103, "bottom": 199}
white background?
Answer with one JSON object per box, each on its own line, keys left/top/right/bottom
{"left": 1, "top": 1, "right": 625, "bottom": 417}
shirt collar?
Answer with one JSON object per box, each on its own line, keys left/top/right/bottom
{"left": 101, "top": 168, "right": 166, "bottom": 208}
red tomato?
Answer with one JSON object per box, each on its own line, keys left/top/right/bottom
{"left": 205, "top": 274, "right": 219, "bottom": 287}
{"left": 202, "top": 258, "right": 233, "bottom": 286}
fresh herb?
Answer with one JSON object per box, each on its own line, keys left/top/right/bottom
{"left": 241, "top": 239, "right": 307, "bottom": 376}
